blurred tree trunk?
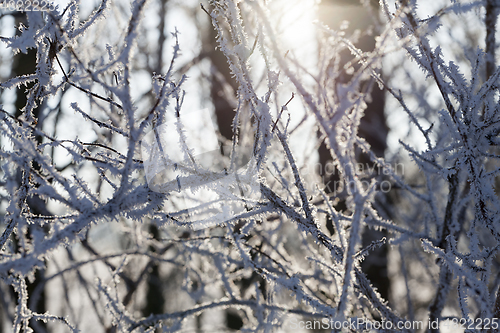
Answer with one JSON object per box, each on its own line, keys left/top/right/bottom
{"left": 11, "top": 14, "right": 47, "bottom": 332}
{"left": 317, "top": 0, "right": 390, "bottom": 302}
{"left": 142, "top": 225, "right": 165, "bottom": 318}
{"left": 141, "top": 0, "right": 168, "bottom": 325}
{"left": 205, "top": 11, "right": 238, "bottom": 143}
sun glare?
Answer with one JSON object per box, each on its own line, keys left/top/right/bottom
{"left": 268, "top": 0, "right": 318, "bottom": 66}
